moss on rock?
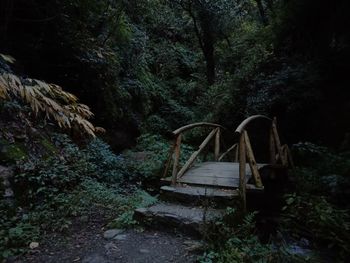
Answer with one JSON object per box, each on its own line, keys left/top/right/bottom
{"left": 39, "top": 138, "right": 57, "bottom": 155}
{"left": 0, "top": 139, "right": 28, "bottom": 164}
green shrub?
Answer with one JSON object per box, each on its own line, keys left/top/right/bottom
{"left": 14, "top": 135, "right": 93, "bottom": 204}
{"left": 282, "top": 193, "right": 350, "bottom": 259}
{"left": 107, "top": 188, "right": 157, "bottom": 229}
{"left": 209, "top": 236, "right": 275, "bottom": 263}
{"left": 128, "top": 133, "right": 195, "bottom": 180}
{"left": 141, "top": 114, "right": 171, "bottom": 135}
{"left": 0, "top": 201, "right": 40, "bottom": 259}
{"left": 292, "top": 142, "right": 350, "bottom": 176}
{"left": 83, "top": 138, "right": 136, "bottom": 183}
{"left": 12, "top": 133, "right": 142, "bottom": 206}
{"left": 13, "top": 135, "right": 138, "bottom": 205}
{"left": 291, "top": 143, "right": 350, "bottom": 199}
{"left": 200, "top": 209, "right": 283, "bottom": 263}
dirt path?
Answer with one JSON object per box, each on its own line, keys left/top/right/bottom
{"left": 12, "top": 219, "right": 199, "bottom": 263}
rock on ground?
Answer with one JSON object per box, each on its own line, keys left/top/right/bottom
{"left": 103, "top": 229, "right": 124, "bottom": 240}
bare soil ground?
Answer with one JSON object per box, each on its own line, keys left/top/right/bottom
{"left": 10, "top": 218, "right": 198, "bottom": 263}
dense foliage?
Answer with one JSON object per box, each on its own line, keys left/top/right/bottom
{"left": 1, "top": 0, "right": 349, "bottom": 148}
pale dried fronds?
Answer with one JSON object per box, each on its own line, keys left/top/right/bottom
{"left": 0, "top": 69, "right": 100, "bottom": 137}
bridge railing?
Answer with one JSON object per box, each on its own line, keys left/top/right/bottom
{"left": 162, "top": 122, "right": 225, "bottom": 185}
{"left": 235, "top": 115, "right": 294, "bottom": 211}
{"left": 163, "top": 116, "right": 294, "bottom": 211}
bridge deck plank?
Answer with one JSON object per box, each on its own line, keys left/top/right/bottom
{"left": 163, "top": 162, "right": 268, "bottom": 188}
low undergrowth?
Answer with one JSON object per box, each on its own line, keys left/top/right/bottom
{"left": 282, "top": 193, "right": 350, "bottom": 260}
{"left": 0, "top": 134, "right": 157, "bottom": 260}
{"left": 125, "top": 133, "right": 196, "bottom": 181}
{"left": 280, "top": 142, "right": 350, "bottom": 260}
{"left": 199, "top": 142, "right": 350, "bottom": 262}
{"left": 0, "top": 179, "right": 155, "bottom": 259}
{"left": 199, "top": 209, "right": 287, "bottom": 263}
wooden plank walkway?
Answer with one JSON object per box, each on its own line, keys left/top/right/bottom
{"left": 163, "top": 162, "right": 268, "bottom": 188}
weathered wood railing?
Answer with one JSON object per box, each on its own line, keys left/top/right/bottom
{"left": 162, "top": 122, "right": 225, "bottom": 185}
{"left": 235, "top": 115, "right": 294, "bottom": 211}
{"left": 163, "top": 116, "right": 294, "bottom": 211}
{"left": 218, "top": 143, "right": 238, "bottom": 162}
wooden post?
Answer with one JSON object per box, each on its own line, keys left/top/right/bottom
{"left": 244, "top": 131, "right": 263, "bottom": 188}
{"left": 171, "top": 134, "right": 182, "bottom": 185}
{"left": 284, "top": 145, "right": 295, "bottom": 170}
{"left": 214, "top": 128, "right": 220, "bottom": 161}
{"left": 239, "top": 132, "right": 247, "bottom": 212}
{"left": 235, "top": 144, "right": 239, "bottom": 162}
{"left": 269, "top": 127, "right": 276, "bottom": 165}
{"left": 272, "top": 117, "right": 286, "bottom": 165}
{"left": 287, "top": 146, "right": 295, "bottom": 169}
{"left": 162, "top": 142, "right": 176, "bottom": 178}
{"left": 269, "top": 127, "right": 276, "bottom": 179}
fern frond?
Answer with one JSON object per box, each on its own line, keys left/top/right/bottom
{"left": 0, "top": 54, "right": 15, "bottom": 64}
{"left": 0, "top": 75, "right": 9, "bottom": 99}
{"left": 0, "top": 55, "right": 100, "bottom": 137}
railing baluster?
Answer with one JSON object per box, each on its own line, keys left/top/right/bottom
{"left": 218, "top": 143, "right": 237, "bottom": 162}
{"left": 176, "top": 128, "right": 218, "bottom": 179}
{"left": 234, "top": 144, "right": 239, "bottom": 162}
{"left": 214, "top": 128, "right": 220, "bottom": 161}
{"left": 171, "top": 134, "right": 182, "bottom": 185}
{"left": 162, "top": 142, "right": 176, "bottom": 178}
{"left": 269, "top": 126, "right": 276, "bottom": 179}
{"left": 239, "top": 131, "right": 247, "bottom": 212}
{"left": 286, "top": 145, "right": 295, "bottom": 169}
{"left": 269, "top": 126, "right": 276, "bottom": 165}
{"left": 272, "top": 117, "right": 286, "bottom": 165}
{"left": 282, "top": 144, "right": 295, "bottom": 170}
{"left": 244, "top": 131, "right": 263, "bottom": 188}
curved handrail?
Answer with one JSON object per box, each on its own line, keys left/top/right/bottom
{"left": 173, "top": 122, "right": 226, "bottom": 135}
{"left": 235, "top": 115, "right": 272, "bottom": 134}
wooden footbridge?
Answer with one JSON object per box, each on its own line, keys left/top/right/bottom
{"left": 160, "top": 115, "right": 294, "bottom": 210}
{"left": 135, "top": 115, "right": 294, "bottom": 235}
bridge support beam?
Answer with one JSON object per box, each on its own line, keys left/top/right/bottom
{"left": 171, "top": 134, "right": 182, "bottom": 185}
{"left": 214, "top": 128, "right": 220, "bottom": 161}
{"left": 239, "top": 133, "right": 247, "bottom": 212}
{"left": 244, "top": 131, "right": 263, "bottom": 188}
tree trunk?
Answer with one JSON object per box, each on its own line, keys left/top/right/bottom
{"left": 265, "top": 0, "right": 274, "bottom": 12}
{"left": 182, "top": 1, "right": 216, "bottom": 85}
{"left": 202, "top": 29, "right": 215, "bottom": 85}
{"left": 255, "top": 0, "right": 268, "bottom": 25}
{"left": 199, "top": 10, "right": 215, "bottom": 85}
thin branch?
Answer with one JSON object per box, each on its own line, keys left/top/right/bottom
{"left": 12, "top": 14, "right": 59, "bottom": 23}
{"left": 186, "top": 2, "right": 205, "bottom": 52}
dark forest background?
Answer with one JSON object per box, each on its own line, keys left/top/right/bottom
{"left": 1, "top": 0, "right": 350, "bottom": 149}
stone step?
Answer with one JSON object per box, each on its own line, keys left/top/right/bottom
{"left": 160, "top": 185, "right": 239, "bottom": 207}
{"left": 134, "top": 202, "right": 224, "bottom": 237}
